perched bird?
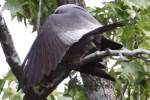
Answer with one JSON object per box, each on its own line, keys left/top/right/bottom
{"left": 22, "top": 4, "right": 122, "bottom": 90}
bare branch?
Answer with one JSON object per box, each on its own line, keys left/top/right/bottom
{"left": 79, "top": 48, "right": 150, "bottom": 66}
{"left": 37, "top": 0, "right": 43, "bottom": 32}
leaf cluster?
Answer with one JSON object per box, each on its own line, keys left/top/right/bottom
{"left": 3, "top": 0, "right": 57, "bottom": 31}
{"left": 88, "top": 0, "right": 150, "bottom": 99}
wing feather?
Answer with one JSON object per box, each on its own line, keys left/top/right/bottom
{"left": 22, "top": 33, "right": 69, "bottom": 87}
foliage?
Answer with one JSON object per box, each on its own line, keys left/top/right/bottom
{"left": 63, "top": 75, "right": 88, "bottom": 100}
{"left": 3, "top": 0, "right": 57, "bottom": 31}
{"left": 89, "top": 0, "right": 150, "bottom": 99}
{"left": 1, "top": 0, "right": 150, "bottom": 99}
{"left": 0, "top": 72, "right": 24, "bottom": 100}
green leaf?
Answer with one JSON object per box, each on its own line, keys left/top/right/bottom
{"left": 0, "top": 78, "right": 5, "bottom": 94}
{"left": 119, "top": 61, "right": 145, "bottom": 80}
{"left": 3, "top": 0, "right": 57, "bottom": 31}
{"left": 64, "top": 76, "right": 87, "bottom": 100}
{"left": 137, "top": 13, "right": 150, "bottom": 31}
{"left": 6, "top": 72, "right": 16, "bottom": 86}
{"left": 3, "top": 0, "right": 25, "bottom": 18}
{"left": 121, "top": 25, "right": 136, "bottom": 49}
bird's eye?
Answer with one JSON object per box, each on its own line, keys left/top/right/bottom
{"left": 55, "top": 11, "right": 58, "bottom": 14}
{"left": 54, "top": 10, "right": 59, "bottom": 14}
{"left": 54, "top": 9, "right": 66, "bottom": 14}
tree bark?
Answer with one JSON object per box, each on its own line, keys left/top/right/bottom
{"left": 82, "top": 75, "right": 115, "bottom": 100}
{"left": 0, "top": 13, "right": 22, "bottom": 84}
{"left": 57, "top": 0, "right": 115, "bottom": 100}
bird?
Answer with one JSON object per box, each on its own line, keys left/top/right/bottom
{"left": 22, "top": 4, "right": 123, "bottom": 90}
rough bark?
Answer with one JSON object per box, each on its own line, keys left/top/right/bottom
{"left": 23, "top": 64, "right": 70, "bottom": 100}
{"left": 82, "top": 75, "right": 115, "bottom": 100}
{"left": 0, "top": 13, "right": 22, "bottom": 84}
{"left": 57, "top": 0, "right": 116, "bottom": 100}
{"left": 81, "top": 55, "right": 115, "bottom": 100}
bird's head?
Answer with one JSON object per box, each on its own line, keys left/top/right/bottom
{"left": 54, "top": 4, "right": 85, "bottom": 14}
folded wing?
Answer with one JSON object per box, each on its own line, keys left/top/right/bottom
{"left": 22, "top": 32, "right": 69, "bottom": 88}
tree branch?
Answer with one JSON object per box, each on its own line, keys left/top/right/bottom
{"left": 23, "top": 64, "right": 70, "bottom": 100}
{"left": 0, "top": 13, "right": 22, "bottom": 83}
{"left": 79, "top": 48, "right": 150, "bottom": 66}
{"left": 37, "top": 0, "right": 43, "bottom": 32}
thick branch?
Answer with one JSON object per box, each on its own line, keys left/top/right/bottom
{"left": 23, "top": 64, "right": 70, "bottom": 100}
{"left": 0, "top": 13, "right": 22, "bottom": 82}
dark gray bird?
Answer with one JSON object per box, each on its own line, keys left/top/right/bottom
{"left": 22, "top": 4, "right": 122, "bottom": 89}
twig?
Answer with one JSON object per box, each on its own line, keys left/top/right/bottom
{"left": 138, "top": 85, "right": 141, "bottom": 100}
{"left": 118, "top": 81, "right": 129, "bottom": 100}
{"left": 79, "top": 48, "right": 150, "bottom": 66}
{"left": 37, "top": 0, "right": 42, "bottom": 32}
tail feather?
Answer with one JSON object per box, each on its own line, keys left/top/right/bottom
{"left": 76, "top": 63, "right": 115, "bottom": 81}
{"left": 94, "top": 36, "right": 122, "bottom": 50}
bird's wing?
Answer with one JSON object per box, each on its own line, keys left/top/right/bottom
{"left": 22, "top": 10, "right": 101, "bottom": 88}
{"left": 22, "top": 31, "right": 69, "bottom": 87}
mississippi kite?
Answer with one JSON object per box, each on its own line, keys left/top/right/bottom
{"left": 22, "top": 4, "right": 122, "bottom": 89}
